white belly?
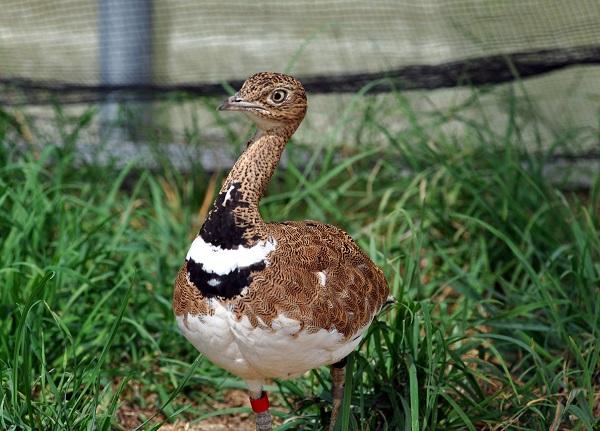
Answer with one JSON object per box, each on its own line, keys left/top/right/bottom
{"left": 176, "top": 301, "right": 365, "bottom": 381}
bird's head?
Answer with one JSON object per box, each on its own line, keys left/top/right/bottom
{"left": 218, "top": 72, "right": 307, "bottom": 132}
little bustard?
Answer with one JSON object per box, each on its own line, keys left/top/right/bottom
{"left": 173, "top": 72, "right": 389, "bottom": 431}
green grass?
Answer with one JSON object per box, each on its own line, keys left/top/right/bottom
{"left": 0, "top": 86, "right": 599, "bottom": 430}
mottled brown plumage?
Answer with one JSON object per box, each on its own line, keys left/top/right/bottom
{"left": 174, "top": 220, "right": 388, "bottom": 337}
{"left": 172, "top": 72, "right": 389, "bottom": 431}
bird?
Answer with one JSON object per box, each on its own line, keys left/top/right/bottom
{"left": 172, "top": 72, "right": 389, "bottom": 431}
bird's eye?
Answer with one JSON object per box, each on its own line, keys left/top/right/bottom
{"left": 270, "top": 89, "right": 288, "bottom": 104}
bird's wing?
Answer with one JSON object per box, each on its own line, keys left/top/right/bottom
{"left": 231, "top": 221, "right": 389, "bottom": 339}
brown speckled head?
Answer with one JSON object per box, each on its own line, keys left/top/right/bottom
{"left": 218, "top": 72, "right": 307, "bottom": 131}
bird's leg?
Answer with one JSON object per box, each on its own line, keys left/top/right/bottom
{"left": 249, "top": 387, "right": 272, "bottom": 431}
{"left": 329, "top": 357, "right": 347, "bottom": 431}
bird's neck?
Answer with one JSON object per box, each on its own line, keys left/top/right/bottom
{"left": 199, "top": 127, "right": 293, "bottom": 248}
{"left": 223, "top": 128, "right": 291, "bottom": 206}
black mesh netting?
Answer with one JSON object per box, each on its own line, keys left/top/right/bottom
{"left": 1, "top": 0, "right": 600, "bottom": 104}
{"left": 1, "top": 0, "right": 599, "bottom": 186}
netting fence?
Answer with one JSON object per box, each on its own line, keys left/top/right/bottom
{"left": 3, "top": 1, "right": 600, "bottom": 100}
{"left": 1, "top": 0, "right": 599, "bottom": 184}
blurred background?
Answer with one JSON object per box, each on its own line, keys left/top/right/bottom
{"left": 2, "top": 2, "right": 600, "bottom": 430}
{"left": 1, "top": 0, "right": 599, "bottom": 181}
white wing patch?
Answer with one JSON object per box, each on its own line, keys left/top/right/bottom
{"left": 316, "top": 271, "right": 327, "bottom": 286}
{"left": 186, "top": 235, "right": 277, "bottom": 275}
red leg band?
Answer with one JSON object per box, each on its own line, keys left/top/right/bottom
{"left": 250, "top": 392, "right": 270, "bottom": 413}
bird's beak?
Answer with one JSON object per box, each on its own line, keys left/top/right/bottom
{"left": 218, "top": 94, "right": 264, "bottom": 112}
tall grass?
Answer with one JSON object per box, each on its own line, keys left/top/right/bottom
{"left": 0, "top": 86, "right": 598, "bottom": 430}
